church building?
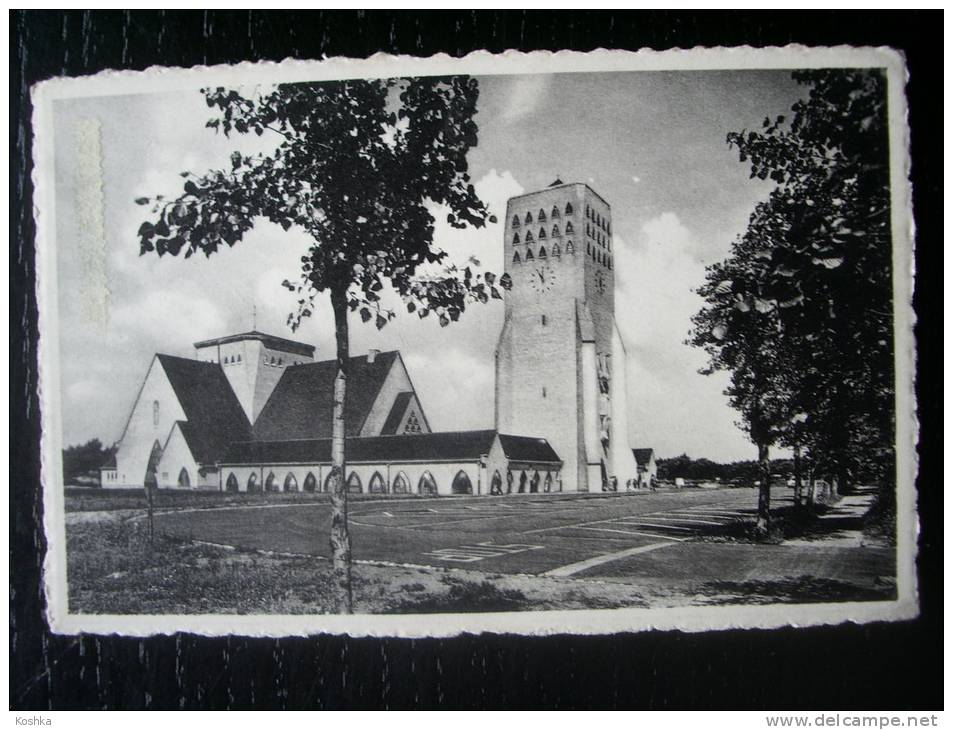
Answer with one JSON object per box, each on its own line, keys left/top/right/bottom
{"left": 100, "top": 182, "right": 646, "bottom": 496}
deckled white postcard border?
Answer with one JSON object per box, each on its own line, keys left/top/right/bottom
{"left": 32, "top": 45, "right": 918, "bottom": 638}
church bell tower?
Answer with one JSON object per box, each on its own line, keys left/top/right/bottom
{"left": 494, "top": 181, "right": 639, "bottom": 492}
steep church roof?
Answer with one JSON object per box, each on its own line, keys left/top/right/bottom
{"left": 253, "top": 351, "right": 399, "bottom": 441}
{"left": 223, "top": 429, "right": 499, "bottom": 465}
{"left": 498, "top": 434, "right": 562, "bottom": 463}
{"left": 380, "top": 391, "right": 416, "bottom": 435}
{"left": 156, "top": 355, "right": 253, "bottom": 464}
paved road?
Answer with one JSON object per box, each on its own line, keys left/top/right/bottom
{"left": 154, "top": 486, "right": 787, "bottom": 577}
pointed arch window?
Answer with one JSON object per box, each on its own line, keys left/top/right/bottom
{"left": 525, "top": 211, "right": 533, "bottom": 224}
{"left": 552, "top": 224, "right": 560, "bottom": 237}
{"left": 303, "top": 472, "right": 317, "bottom": 493}
{"left": 284, "top": 472, "right": 298, "bottom": 492}
{"left": 524, "top": 249, "right": 534, "bottom": 262}
{"left": 586, "top": 204, "right": 590, "bottom": 217}
{"left": 490, "top": 470, "right": 503, "bottom": 495}
{"left": 512, "top": 214, "right": 521, "bottom": 228}
{"left": 247, "top": 472, "right": 260, "bottom": 493}
{"left": 565, "top": 221, "right": 573, "bottom": 234}
{"left": 177, "top": 467, "right": 191, "bottom": 488}
{"left": 392, "top": 471, "right": 410, "bottom": 494}
{"left": 537, "top": 208, "right": 547, "bottom": 222}
{"left": 512, "top": 232, "right": 520, "bottom": 245}
{"left": 530, "top": 471, "right": 540, "bottom": 493}
{"left": 323, "top": 470, "right": 338, "bottom": 493}
{"left": 518, "top": 471, "right": 528, "bottom": 494}
{"left": 152, "top": 400, "right": 160, "bottom": 426}
{"left": 565, "top": 202, "right": 573, "bottom": 215}
{"left": 524, "top": 230, "right": 534, "bottom": 243}
{"left": 418, "top": 471, "right": 438, "bottom": 496}
{"left": 544, "top": 472, "right": 553, "bottom": 493}
{"left": 551, "top": 243, "right": 561, "bottom": 257}
{"left": 265, "top": 471, "right": 279, "bottom": 492}
{"left": 369, "top": 471, "right": 386, "bottom": 494}
{"left": 538, "top": 227, "right": 547, "bottom": 240}
{"left": 225, "top": 473, "right": 239, "bottom": 492}
{"left": 513, "top": 250, "right": 521, "bottom": 264}
{"left": 566, "top": 240, "right": 574, "bottom": 254}
{"left": 538, "top": 246, "right": 547, "bottom": 259}
{"left": 346, "top": 471, "right": 363, "bottom": 494}
{"left": 551, "top": 205, "right": 560, "bottom": 218}
{"left": 451, "top": 470, "right": 473, "bottom": 495}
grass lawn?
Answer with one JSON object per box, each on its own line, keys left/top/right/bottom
{"left": 66, "top": 517, "right": 652, "bottom": 614}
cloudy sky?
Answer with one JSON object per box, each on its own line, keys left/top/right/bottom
{"left": 51, "top": 69, "right": 805, "bottom": 461}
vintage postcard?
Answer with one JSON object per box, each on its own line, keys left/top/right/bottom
{"left": 32, "top": 46, "right": 917, "bottom": 637}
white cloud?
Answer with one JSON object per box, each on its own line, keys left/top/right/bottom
{"left": 501, "top": 75, "right": 552, "bottom": 123}
{"left": 616, "top": 212, "right": 755, "bottom": 461}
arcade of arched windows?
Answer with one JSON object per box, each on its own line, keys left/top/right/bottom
{"left": 217, "top": 464, "right": 559, "bottom": 497}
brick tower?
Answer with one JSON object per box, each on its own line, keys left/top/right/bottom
{"left": 494, "top": 181, "right": 639, "bottom": 492}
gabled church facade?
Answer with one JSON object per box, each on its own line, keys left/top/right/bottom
{"left": 101, "top": 182, "right": 649, "bottom": 496}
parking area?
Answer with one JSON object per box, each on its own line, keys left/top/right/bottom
{"left": 153, "top": 486, "right": 781, "bottom": 578}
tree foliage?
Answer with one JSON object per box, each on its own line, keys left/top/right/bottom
{"left": 691, "top": 69, "right": 895, "bottom": 522}
{"left": 135, "top": 76, "right": 507, "bottom": 612}
{"left": 135, "top": 77, "right": 511, "bottom": 328}
{"left": 63, "top": 438, "right": 116, "bottom": 486}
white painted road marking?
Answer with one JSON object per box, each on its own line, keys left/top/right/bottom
{"left": 543, "top": 541, "right": 676, "bottom": 577}
{"left": 422, "top": 542, "right": 544, "bottom": 563}
{"left": 577, "top": 526, "right": 686, "bottom": 541}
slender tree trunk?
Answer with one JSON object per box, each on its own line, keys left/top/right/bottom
{"left": 329, "top": 286, "right": 353, "bottom": 614}
{"left": 755, "top": 441, "right": 771, "bottom": 537}
{"left": 793, "top": 443, "right": 803, "bottom": 507}
{"left": 806, "top": 465, "right": 816, "bottom": 506}
{"left": 146, "top": 482, "right": 155, "bottom": 547}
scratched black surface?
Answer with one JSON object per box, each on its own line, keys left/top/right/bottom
{"left": 11, "top": 11, "right": 942, "bottom": 710}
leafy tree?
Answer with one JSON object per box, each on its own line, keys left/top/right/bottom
{"left": 692, "top": 69, "right": 894, "bottom": 531}
{"left": 63, "top": 438, "right": 116, "bottom": 486}
{"left": 728, "top": 69, "right": 893, "bottom": 497}
{"left": 135, "top": 77, "right": 509, "bottom": 613}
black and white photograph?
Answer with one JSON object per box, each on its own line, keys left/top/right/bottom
{"left": 31, "top": 46, "right": 916, "bottom": 637}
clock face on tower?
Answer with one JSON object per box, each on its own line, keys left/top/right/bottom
{"left": 529, "top": 262, "right": 557, "bottom": 294}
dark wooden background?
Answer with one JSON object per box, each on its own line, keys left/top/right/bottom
{"left": 11, "top": 10, "right": 943, "bottom": 710}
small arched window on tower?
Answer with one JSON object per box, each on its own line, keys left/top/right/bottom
{"left": 565, "top": 202, "right": 573, "bottom": 215}
{"left": 538, "top": 227, "right": 546, "bottom": 240}
{"left": 566, "top": 240, "right": 574, "bottom": 255}
{"left": 538, "top": 246, "right": 547, "bottom": 259}
{"left": 551, "top": 224, "right": 560, "bottom": 237}
{"left": 525, "top": 248, "right": 534, "bottom": 262}
{"left": 513, "top": 232, "right": 520, "bottom": 245}
{"left": 585, "top": 204, "right": 590, "bottom": 217}
{"left": 524, "top": 230, "right": 534, "bottom": 243}
{"left": 525, "top": 211, "right": 533, "bottom": 224}
{"left": 551, "top": 243, "right": 561, "bottom": 257}
{"left": 538, "top": 209, "right": 546, "bottom": 222}
{"left": 237, "top": 354, "right": 241, "bottom": 362}
{"left": 565, "top": 221, "right": 574, "bottom": 234}
{"left": 512, "top": 214, "right": 521, "bottom": 228}
{"left": 513, "top": 250, "right": 521, "bottom": 264}
{"left": 152, "top": 400, "right": 160, "bottom": 426}
{"left": 551, "top": 205, "right": 560, "bottom": 218}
